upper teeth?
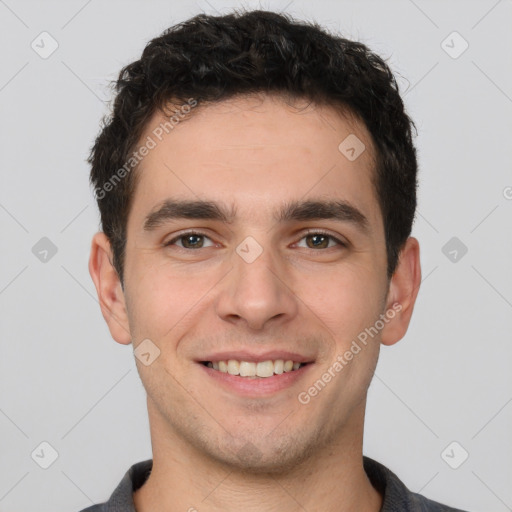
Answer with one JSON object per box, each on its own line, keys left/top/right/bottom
{"left": 206, "top": 359, "right": 302, "bottom": 377}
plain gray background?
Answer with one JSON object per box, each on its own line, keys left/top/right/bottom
{"left": 1, "top": 0, "right": 511, "bottom": 511}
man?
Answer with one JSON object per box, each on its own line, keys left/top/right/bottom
{"left": 84, "top": 9, "right": 468, "bottom": 512}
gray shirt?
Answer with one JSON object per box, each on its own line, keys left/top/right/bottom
{"left": 78, "top": 456, "right": 469, "bottom": 511}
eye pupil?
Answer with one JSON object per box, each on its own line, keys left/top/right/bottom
{"left": 183, "top": 234, "right": 203, "bottom": 248}
{"left": 307, "top": 234, "right": 329, "bottom": 249}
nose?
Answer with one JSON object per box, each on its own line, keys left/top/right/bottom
{"left": 215, "top": 239, "right": 299, "bottom": 331}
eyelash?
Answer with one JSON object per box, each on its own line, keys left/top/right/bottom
{"left": 163, "top": 229, "right": 347, "bottom": 250}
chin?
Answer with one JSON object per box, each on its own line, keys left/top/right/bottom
{"left": 203, "top": 431, "right": 322, "bottom": 476}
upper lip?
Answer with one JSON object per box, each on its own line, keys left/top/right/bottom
{"left": 197, "top": 350, "right": 315, "bottom": 364}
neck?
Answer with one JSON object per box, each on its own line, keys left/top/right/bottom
{"left": 133, "top": 401, "right": 382, "bottom": 512}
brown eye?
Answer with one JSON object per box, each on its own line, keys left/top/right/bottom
{"left": 305, "top": 234, "right": 330, "bottom": 249}
{"left": 297, "top": 232, "right": 345, "bottom": 250}
{"left": 164, "top": 232, "right": 214, "bottom": 249}
{"left": 181, "top": 234, "right": 205, "bottom": 248}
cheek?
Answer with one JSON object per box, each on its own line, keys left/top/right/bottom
{"left": 127, "top": 257, "right": 220, "bottom": 345}
{"left": 126, "top": 260, "right": 188, "bottom": 339}
{"left": 297, "top": 264, "right": 387, "bottom": 349}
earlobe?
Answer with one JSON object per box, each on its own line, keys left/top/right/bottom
{"left": 88, "top": 232, "right": 132, "bottom": 345}
{"left": 381, "top": 237, "right": 421, "bottom": 347}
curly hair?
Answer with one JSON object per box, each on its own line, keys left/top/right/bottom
{"left": 89, "top": 9, "right": 418, "bottom": 285}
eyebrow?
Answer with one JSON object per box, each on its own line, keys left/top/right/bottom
{"left": 143, "top": 198, "right": 370, "bottom": 234}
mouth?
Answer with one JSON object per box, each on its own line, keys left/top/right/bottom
{"left": 196, "top": 351, "right": 315, "bottom": 396}
{"left": 201, "top": 359, "right": 308, "bottom": 378}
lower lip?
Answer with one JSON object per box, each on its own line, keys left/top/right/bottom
{"left": 199, "top": 363, "right": 313, "bottom": 396}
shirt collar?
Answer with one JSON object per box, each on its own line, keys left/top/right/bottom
{"left": 99, "top": 456, "right": 461, "bottom": 511}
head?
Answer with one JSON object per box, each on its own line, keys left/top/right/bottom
{"left": 89, "top": 10, "right": 421, "bottom": 474}
{"left": 90, "top": 10, "right": 417, "bottom": 285}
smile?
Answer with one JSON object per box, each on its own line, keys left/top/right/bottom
{"left": 202, "top": 359, "right": 306, "bottom": 378}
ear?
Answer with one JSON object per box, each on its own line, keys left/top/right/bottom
{"left": 381, "top": 236, "right": 421, "bottom": 346}
{"left": 88, "top": 232, "right": 132, "bottom": 345}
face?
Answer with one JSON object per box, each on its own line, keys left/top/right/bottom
{"left": 91, "top": 93, "right": 419, "bottom": 474}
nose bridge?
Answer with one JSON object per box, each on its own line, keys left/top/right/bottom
{"left": 215, "top": 234, "right": 298, "bottom": 330}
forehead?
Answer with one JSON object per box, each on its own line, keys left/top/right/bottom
{"left": 127, "top": 94, "right": 382, "bottom": 231}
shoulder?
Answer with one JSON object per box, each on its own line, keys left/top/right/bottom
{"left": 363, "top": 456, "right": 470, "bottom": 512}
{"left": 74, "top": 459, "right": 153, "bottom": 512}
{"left": 407, "top": 491, "right": 469, "bottom": 511}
